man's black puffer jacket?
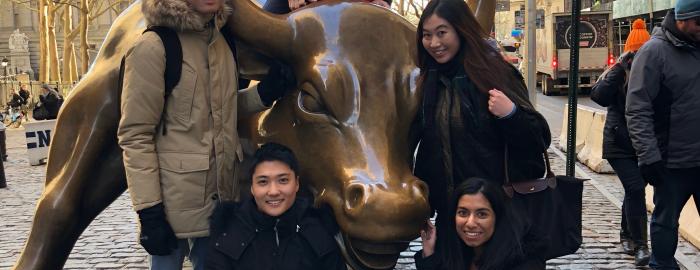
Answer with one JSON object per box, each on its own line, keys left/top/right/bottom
{"left": 206, "top": 197, "right": 347, "bottom": 270}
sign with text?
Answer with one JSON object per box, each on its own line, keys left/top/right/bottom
{"left": 24, "top": 120, "right": 56, "bottom": 166}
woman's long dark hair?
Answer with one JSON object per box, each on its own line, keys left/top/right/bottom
{"left": 416, "top": 0, "right": 534, "bottom": 111}
{"left": 437, "top": 178, "right": 527, "bottom": 270}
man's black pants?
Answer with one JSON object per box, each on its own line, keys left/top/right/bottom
{"left": 649, "top": 167, "right": 700, "bottom": 269}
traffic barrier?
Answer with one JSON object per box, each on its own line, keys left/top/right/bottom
{"left": 558, "top": 104, "right": 594, "bottom": 153}
{"left": 24, "top": 120, "right": 56, "bottom": 166}
{"left": 646, "top": 186, "right": 700, "bottom": 250}
{"left": 578, "top": 110, "right": 613, "bottom": 173}
{"left": 558, "top": 104, "right": 613, "bottom": 173}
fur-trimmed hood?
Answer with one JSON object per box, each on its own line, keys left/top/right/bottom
{"left": 142, "top": 0, "right": 232, "bottom": 31}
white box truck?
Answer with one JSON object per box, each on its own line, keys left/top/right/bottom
{"left": 536, "top": 11, "right": 613, "bottom": 95}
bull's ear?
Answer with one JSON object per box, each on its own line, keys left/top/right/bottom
{"left": 237, "top": 43, "right": 272, "bottom": 81}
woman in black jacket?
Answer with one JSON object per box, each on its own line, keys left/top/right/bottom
{"left": 413, "top": 0, "right": 550, "bottom": 234}
{"left": 37, "top": 84, "right": 61, "bottom": 120}
{"left": 590, "top": 19, "right": 651, "bottom": 266}
{"left": 206, "top": 143, "right": 346, "bottom": 270}
{"left": 414, "top": 178, "right": 546, "bottom": 270}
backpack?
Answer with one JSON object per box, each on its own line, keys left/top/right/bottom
{"left": 118, "top": 26, "right": 248, "bottom": 135}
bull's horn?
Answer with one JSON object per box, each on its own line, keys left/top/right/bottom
{"left": 467, "top": 0, "right": 496, "bottom": 35}
{"left": 226, "top": 0, "right": 293, "bottom": 61}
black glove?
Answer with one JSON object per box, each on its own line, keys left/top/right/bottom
{"left": 617, "top": 51, "right": 636, "bottom": 70}
{"left": 137, "top": 203, "right": 178, "bottom": 256}
{"left": 257, "top": 60, "right": 296, "bottom": 106}
{"left": 640, "top": 161, "right": 665, "bottom": 186}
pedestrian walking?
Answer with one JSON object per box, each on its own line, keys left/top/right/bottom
{"left": 590, "top": 18, "right": 651, "bottom": 266}
{"left": 206, "top": 143, "right": 346, "bottom": 270}
{"left": 625, "top": 0, "right": 700, "bottom": 268}
{"left": 0, "top": 121, "right": 6, "bottom": 162}
{"left": 117, "top": 0, "right": 294, "bottom": 269}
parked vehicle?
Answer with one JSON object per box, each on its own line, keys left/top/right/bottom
{"left": 536, "top": 10, "right": 613, "bottom": 95}
{"left": 500, "top": 39, "right": 522, "bottom": 69}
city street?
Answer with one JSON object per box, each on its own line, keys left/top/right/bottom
{"left": 1, "top": 91, "right": 699, "bottom": 269}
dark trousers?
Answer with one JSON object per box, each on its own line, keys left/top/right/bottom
{"left": 649, "top": 167, "right": 700, "bottom": 270}
{"left": 609, "top": 158, "right": 648, "bottom": 222}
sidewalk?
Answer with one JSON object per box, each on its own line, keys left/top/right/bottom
{"left": 0, "top": 129, "right": 698, "bottom": 269}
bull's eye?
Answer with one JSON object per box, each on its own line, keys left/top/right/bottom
{"left": 298, "top": 91, "right": 326, "bottom": 114}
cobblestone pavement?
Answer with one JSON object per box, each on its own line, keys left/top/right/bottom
{"left": 1, "top": 129, "right": 698, "bottom": 269}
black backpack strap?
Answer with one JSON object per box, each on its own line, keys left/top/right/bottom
{"left": 220, "top": 26, "right": 251, "bottom": 89}
{"left": 117, "top": 56, "right": 127, "bottom": 115}
{"left": 144, "top": 26, "right": 182, "bottom": 135}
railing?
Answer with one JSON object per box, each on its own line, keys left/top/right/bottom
{"left": 0, "top": 80, "right": 74, "bottom": 109}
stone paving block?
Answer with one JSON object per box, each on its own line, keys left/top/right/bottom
{"left": 1, "top": 131, "right": 698, "bottom": 270}
{"left": 94, "top": 262, "right": 124, "bottom": 269}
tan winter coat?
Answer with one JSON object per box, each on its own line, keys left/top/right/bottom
{"left": 117, "top": 0, "right": 267, "bottom": 238}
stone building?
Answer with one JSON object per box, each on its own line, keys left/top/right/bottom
{"left": 0, "top": 1, "right": 132, "bottom": 80}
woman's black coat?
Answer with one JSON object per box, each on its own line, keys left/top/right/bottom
{"left": 39, "top": 91, "right": 61, "bottom": 119}
{"left": 205, "top": 198, "right": 347, "bottom": 270}
{"left": 413, "top": 69, "right": 551, "bottom": 217}
{"left": 590, "top": 63, "right": 636, "bottom": 159}
{"left": 413, "top": 251, "right": 545, "bottom": 270}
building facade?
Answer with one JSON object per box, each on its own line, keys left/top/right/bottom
{"left": 0, "top": 1, "right": 132, "bottom": 80}
{"left": 612, "top": 0, "right": 676, "bottom": 54}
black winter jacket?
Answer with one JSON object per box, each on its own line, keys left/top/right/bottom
{"left": 205, "top": 198, "right": 346, "bottom": 270}
{"left": 262, "top": 0, "right": 392, "bottom": 14}
{"left": 414, "top": 70, "right": 551, "bottom": 216}
{"left": 626, "top": 11, "right": 700, "bottom": 168}
{"left": 413, "top": 252, "right": 544, "bottom": 270}
{"left": 39, "top": 90, "right": 61, "bottom": 120}
{"left": 591, "top": 63, "right": 636, "bottom": 159}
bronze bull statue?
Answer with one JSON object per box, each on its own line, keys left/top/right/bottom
{"left": 13, "top": 0, "right": 496, "bottom": 269}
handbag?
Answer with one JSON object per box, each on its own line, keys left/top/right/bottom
{"left": 33, "top": 105, "right": 48, "bottom": 120}
{"left": 502, "top": 146, "right": 586, "bottom": 260}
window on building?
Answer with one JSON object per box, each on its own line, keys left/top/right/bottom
{"left": 536, "top": 9, "right": 545, "bottom": 29}
{"left": 496, "top": 1, "right": 510, "bottom": 12}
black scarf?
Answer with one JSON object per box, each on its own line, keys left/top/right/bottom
{"left": 421, "top": 52, "right": 463, "bottom": 130}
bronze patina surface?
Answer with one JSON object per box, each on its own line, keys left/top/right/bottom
{"left": 13, "top": 1, "right": 495, "bottom": 269}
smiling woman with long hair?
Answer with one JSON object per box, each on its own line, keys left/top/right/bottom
{"left": 412, "top": 0, "right": 551, "bottom": 237}
{"left": 415, "top": 178, "right": 545, "bottom": 270}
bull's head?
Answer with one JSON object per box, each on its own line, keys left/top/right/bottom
{"left": 228, "top": 1, "right": 430, "bottom": 269}
{"left": 11, "top": 1, "right": 498, "bottom": 270}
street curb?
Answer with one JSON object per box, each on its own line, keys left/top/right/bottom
{"left": 549, "top": 146, "right": 700, "bottom": 270}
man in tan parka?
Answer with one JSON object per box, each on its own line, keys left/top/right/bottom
{"left": 117, "top": 0, "right": 294, "bottom": 268}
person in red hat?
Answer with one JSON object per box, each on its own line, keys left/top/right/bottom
{"left": 591, "top": 18, "right": 651, "bottom": 266}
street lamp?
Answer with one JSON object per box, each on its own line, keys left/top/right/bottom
{"left": 1, "top": 57, "right": 8, "bottom": 95}
{"left": 1, "top": 57, "right": 8, "bottom": 78}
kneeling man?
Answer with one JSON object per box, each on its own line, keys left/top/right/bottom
{"left": 206, "top": 143, "right": 347, "bottom": 270}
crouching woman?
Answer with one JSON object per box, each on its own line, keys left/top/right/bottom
{"left": 206, "top": 143, "right": 347, "bottom": 270}
{"left": 415, "top": 178, "right": 546, "bottom": 270}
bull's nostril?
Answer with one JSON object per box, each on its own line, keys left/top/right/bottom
{"left": 345, "top": 184, "right": 366, "bottom": 212}
{"left": 414, "top": 180, "right": 429, "bottom": 197}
